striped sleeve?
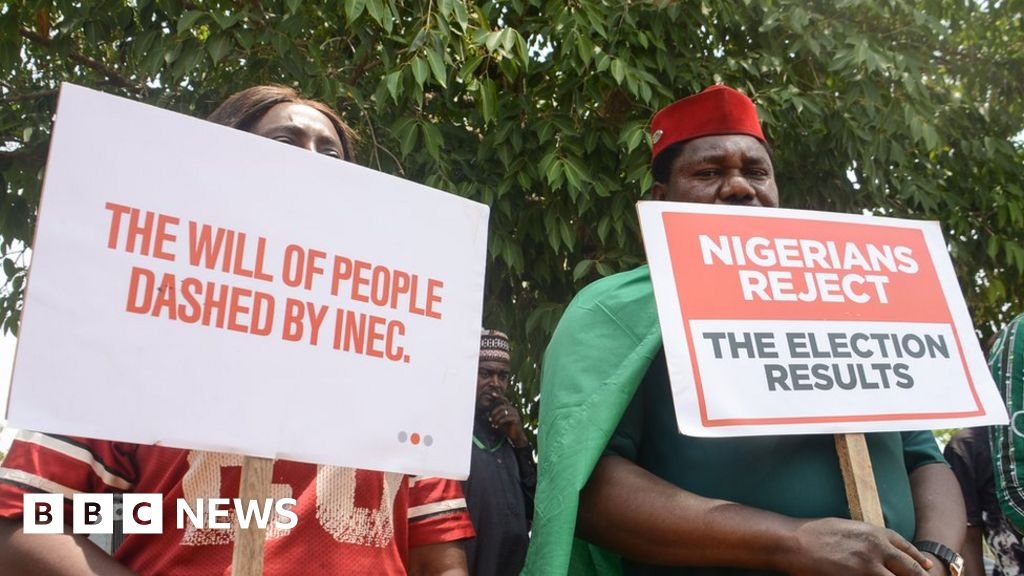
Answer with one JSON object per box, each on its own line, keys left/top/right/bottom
{"left": 991, "top": 314, "right": 1024, "bottom": 532}
{"left": 0, "top": 431, "right": 137, "bottom": 521}
{"left": 406, "top": 475, "right": 474, "bottom": 547}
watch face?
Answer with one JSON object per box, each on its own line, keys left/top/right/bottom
{"left": 949, "top": 555, "right": 964, "bottom": 576}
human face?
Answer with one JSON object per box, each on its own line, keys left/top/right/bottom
{"left": 476, "top": 359, "right": 511, "bottom": 412}
{"left": 250, "top": 102, "right": 346, "bottom": 160}
{"left": 651, "top": 134, "right": 778, "bottom": 207}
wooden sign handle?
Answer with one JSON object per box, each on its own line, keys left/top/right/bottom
{"left": 835, "top": 433, "right": 885, "bottom": 527}
{"left": 231, "top": 455, "right": 274, "bottom": 576}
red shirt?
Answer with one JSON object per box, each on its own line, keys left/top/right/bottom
{"left": 0, "top": 431, "right": 474, "bottom": 575}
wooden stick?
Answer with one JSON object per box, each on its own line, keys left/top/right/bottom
{"left": 835, "top": 433, "right": 885, "bottom": 527}
{"left": 231, "top": 455, "right": 274, "bottom": 576}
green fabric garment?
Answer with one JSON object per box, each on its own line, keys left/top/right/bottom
{"left": 609, "top": 350, "right": 942, "bottom": 575}
{"left": 990, "top": 313, "right": 1024, "bottom": 533}
{"left": 523, "top": 266, "right": 661, "bottom": 576}
{"left": 523, "top": 266, "right": 945, "bottom": 576}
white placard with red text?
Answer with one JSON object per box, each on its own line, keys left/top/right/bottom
{"left": 7, "top": 83, "right": 489, "bottom": 478}
{"left": 638, "top": 201, "right": 1007, "bottom": 437}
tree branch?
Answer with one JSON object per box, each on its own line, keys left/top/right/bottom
{"left": 0, "top": 147, "right": 47, "bottom": 162}
{"left": 3, "top": 88, "right": 59, "bottom": 102}
{"left": 19, "top": 27, "right": 140, "bottom": 91}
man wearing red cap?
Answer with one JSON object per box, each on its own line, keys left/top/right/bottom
{"left": 523, "top": 86, "right": 965, "bottom": 576}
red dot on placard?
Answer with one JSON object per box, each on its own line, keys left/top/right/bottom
{"left": 410, "top": 433, "right": 421, "bottom": 445}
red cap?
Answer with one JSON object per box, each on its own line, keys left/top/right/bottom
{"left": 650, "top": 85, "right": 765, "bottom": 162}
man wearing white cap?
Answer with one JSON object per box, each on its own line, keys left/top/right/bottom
{"left": 462, "top": 329, "right": 536, "bottom": 575}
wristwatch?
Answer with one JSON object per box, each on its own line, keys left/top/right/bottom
{"left": 913, "top": 540, "right": 964, "bottom": 576}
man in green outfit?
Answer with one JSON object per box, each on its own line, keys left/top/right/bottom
{"left": 990, "top": 313, "right": 1024, "bottom": 536}
{"left": 523, "top": 85, "right": 966, "bottom": 576}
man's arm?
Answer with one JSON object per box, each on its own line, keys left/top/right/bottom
{"left": 960, "top": 526, "right": 985, "bottom": 576}
{"left": 515, "top": 444, "right": 538, "bottom": 524}
{"left": 405, "top": 475, "right": 473, "bottom": 576}
{"left": 909, "top": 462, "right": 967, "bottom": 575}
{"left": 490, "top": 397, "right": 539, "bottom": 522}
{"left": 406, "top": 541, "right": 468, "bottom": 576}
{"left": 579, "top": 454, "right": 935, "bottom": 576}
{"left": 0, "top": 517, "right": 137, "bottom": 576}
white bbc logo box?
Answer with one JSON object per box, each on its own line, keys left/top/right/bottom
{"left": 23, "top": 493, "right": 161, "bottom": 534}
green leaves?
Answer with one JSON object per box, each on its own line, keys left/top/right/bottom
{"left": 476, "top": 27, "right": 529, "bottom": 68}
{"left": 205, "top": 34, "right": 233, "bottom": 64}
{"left": 479, "top": 78, "right": 497, "bottom": 124}
{"left": 177, "top": 10, "right": 207, "bottom": 34}
{"left": 411, "top": 56, "right": 429, "bottom": 86}
{"left": 1, "top": 0, "right": 1023, "bottom": 430}
{"left": 572, "top": 259, "right": 594, "bottom": 281}
{"left": 365, "top": 0, "right": 389, "bottom": 30}
{"left": 345, "top": 0, "right": 367, "bottom": 22}
{"left": 609, "top": 58, "right": 625, "bottom": 84}
{"left": 385, "top": 70, "right": 402, "bottom": 103}
{"left": 425, "top": 48, "right": 447, "bottom": 88}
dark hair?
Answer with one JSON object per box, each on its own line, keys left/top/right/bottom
{"left": 651, "top": 138, "right": 775, "bottom": 185}
{"left": 207, "top": 85, "right": 357, "bottom": 162}
{"left": 652, "top": 141, "right": 688, "bottom": 185}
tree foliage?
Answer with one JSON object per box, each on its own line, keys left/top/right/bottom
{"left": 2, "top": 0, "right": 1022, "bottom": 431}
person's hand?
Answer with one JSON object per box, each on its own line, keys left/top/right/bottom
{"left": 784, "top": 517, "right": 934, "bottom": 576}
{"left": 487, "top": 397, "right": 529, "bottom": 448}
{"left": 921, "top": 553, "right": 950, "bottom": 576}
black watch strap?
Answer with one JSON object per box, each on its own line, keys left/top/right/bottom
{"left": 914, "top": 540, "right": 962, "bottom": 574}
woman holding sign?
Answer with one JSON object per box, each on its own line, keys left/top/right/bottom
{"left": 0, "top": 86, "right": 473, "bottom": 575}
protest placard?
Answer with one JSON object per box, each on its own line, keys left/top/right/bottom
{"left": 638, "top": 201, "right": 1007, "bottom": 437}
{"left": 7, "top": 83, "right": 489, "bottom": 479}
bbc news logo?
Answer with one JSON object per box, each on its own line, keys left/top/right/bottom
{"left": 23, "top": 494, "right": 298, "bottom": 534}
